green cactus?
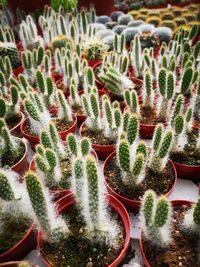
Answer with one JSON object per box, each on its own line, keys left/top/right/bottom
{"left": 67, "top": 134, "right": 78, "bottom": 156}
{"left": 49, "top": 122, "right": 61, "bottom": 155}
{"left": 152, "top": 124, "right": 163, "bottom": 152}
{"left": 136, "top": 141, "right": 147, "bottom": 158}
{"left": 158, "top": 130, "right": 173, "bottom": 159}
{"left": 0, "top": 98, "right": 6, "bottom": 118}
{"left": 174, "top": 115, "right": 184, "bottom": 135}
{"left": 103, "top": 99, "right": 113, "bottom": 129}
{"left": 158, "top": 68, "right": 167, "bottom": 98}
{"left": 57, "top": 90, "right": 72, "bottom": 123}
{"left": 73, "top": 158, "right": 84, "bottom": 202}
{"left": 25, "top": 172, "right": 51, "bottom": 234}
{"left": 124, "top": 89, "right": 139, "bottom": 114}
{"left": 123, "top": 110, "right": 130, "bottom": 131}
{"left": 35, "top": 154, "right": 48, "bottom": 173}
{"left": 0, "top": 172, "right": 15, "bottom": 201}
{"left": 117, "top": 139, "right": 130, "bottom": 173}
{"left": 132, "top": 153, "right": 145, "bottom": 177}
{"left": 90, "top": 93, "right": 100, "bottom": 120}
{"left": 180, "top": 67, "right": 193, "bottom": 95}
{"left": 24, "top": 98, "right": 41, "bottom": 122}
{"left": 144, "top": 71, "right": 153, "bottom": 109}
{"left": 193, "top": 198, "right": 200, "bottom": 226}
{"left": 114, "top": 107, "right": 122, "bottom": 128}
{"left": 40, "top": 130, "right": 52, "bottom": 149}
{"left": 81, "top": 138, "right": 91, "bottom": 156}
{"left": 141, "top": 190, "right": 171, "bottom": 246}
{"left": 86, "top": 156, "right": 99, "bottom": 229}
{"left": 45, "top": 148, "right": 57, "bottom": 170}
{"left": 194, "top": 79, "right": 200, "bottom": 123}
{"left": 127, "top": 115, "right": 138, "bottom": 145}
{"left": 171, "top": 95, "right": 184, "bottom": 126}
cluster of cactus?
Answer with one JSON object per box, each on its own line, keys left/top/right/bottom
{"left": 19, "top": 15, "right": 44, "bottom": 50}
{"left": 141, "top": 190, "right": 172, "bottom": 247}
{"left": 22, "top": 46, "right": 44, "bottom": 86}
{"left": 100, "top": 66, "right": 134, "bottom": 96}
{"left": 82, "top": 90, "right": 124, "bottom": 141}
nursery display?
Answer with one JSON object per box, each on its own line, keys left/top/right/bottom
{"left": 0, "top": 1, "right": 200, "bottom": 266}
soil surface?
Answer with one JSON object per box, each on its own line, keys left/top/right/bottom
{"left": 105, "top": 156, "right": 174, "bottom": 200}
{"left": 1, "top": 140, "right": 25, "bottom": 168}
{"left": 42, "top": 205, "right": 125, "bottom": 267}
{"left": 142, "top": 204, "right": 200, "bottom": 267}
{"left": 0, "top": 214, "right": 31, "bottom": 254}
{"left": 140, "top": 106, "right": 158, "bottom": 125}
{"left": 81, "top": 126, "right": 116, "bottom": 146}
{"left": 170, "top": 128, "right": 200, "bottom": 166}
{"left": 6, "top": 113, "right": 22, "bottom": 130}
{"left": 72, "top": 105, "right": 85, "bottom": 116}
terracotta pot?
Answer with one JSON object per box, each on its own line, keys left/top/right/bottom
{"left": 103, "top": 151, "right": 177, "bottom": 211}
{"left": 20, "top": 116, "right": 77, "bottom": 150}
{"left": 9, "top": 137, "right": 28, "bottom": 176}
{"left": 78, "top": 0, "right": 115, "bottom": 15}
{"left": 8, "top": 0, "right": 50, "bottom": 14}
{"left": 139, "top": 121, "right": 168, "bottom": 139}
{"left": 80, "top": 122, "right": 116, "bottom": 160}
{"left": 38, "top": 193, "right": 131, "bottom": 267}
{"left": 140, "top": 200, "right": 193, "bottom": 267}
{"left": 0, "top": 224, "right": 37, "bottom": 263}
{"left": 9, "top": 111, "right": 25, "bottom": 137}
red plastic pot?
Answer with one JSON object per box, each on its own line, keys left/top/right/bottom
{"left": 103, "top": 151, "right": 177, "bottom": 211}
{"left": 170, "top": 160, "right": 200, "bottom": 182}
{"left": 38, "top": 193, "right": 131, "bottom": 267}
{"left": 139, "top": 121, "right": 168, "bottom": 139}
{"left": 80, "top": 122, "right": 116, "bottom": 160}
{"left": 13, "top": 65, "right": 24, "bottom": 79}
{"left": 10, "top": 138, "right": 28, "bottom": 176}
{"left": 78, "top": 0, "right": 115, "bottom": 16}
{"left": 140, "top": 200, "right": 193, "bottom": 267}
{"left": 8, "top": 0, "right": 50, "bottom": 14}
{"left": 20, "top": 116, "right": 77, "bottom": 150}
{"left": 87, "top": 59, "right": 102, "bottom": 68}
{"left": 0, "top": 224, "right": 37, "bottom": 263}
{"left": 9, "top": 111, "right": 25, "bottom": 137}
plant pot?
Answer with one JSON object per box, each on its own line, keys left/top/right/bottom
{"left": 0, "top": 224, "right": 37, "bottom": 263}
{"left": 78, "top": 0, "right": 115, "bottom": 16}
{"left": 9, "top": 111, "right": 25, "bottom": 137}
{"left": 139, "top": 200, "right": 193, "bottom": 267}
{"left": 9, "top": 138, "right": 28, "bottom": 176}
{"left": 170, "top": 160, "right": 200, "bottom": 182}
{"left": 80, "top": 122, "right": 116, "bottom": 160}
{"left": 87, "top": 59, "right": 102, "bottom": 68}
{"left": 20, "top": 116, "right": 77, "bottom": 150}
{"left": 8, "top": 0, "right": 50, "bottom": 14}
{"left": 103, "top": 151, "right": 177, "bottom": 211}
{"left": 139, "top": 121, "right": 168, "bottom": 139}
{"left": 38, "top": 193, "right": 131, "bottom": 267}
{"left": 13, "top": 65, "right": 23, "bottom": 79}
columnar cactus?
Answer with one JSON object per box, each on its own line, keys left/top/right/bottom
{"left": 0, "top": 172, "right": 15, "bottom": 201}
{"left": 25, "top": 172, "right": 69, "bottom": 241}
{"left": 131, "top": 34, "right": 143, "bottom": 78}
{"left": 141, "top": 190, "right": 172, "bottom": 246}
{"left": 56, "top": 90, "right": 72, "bottom": 123}
{"left": 171, "top": 94, "right": 184, "bottom": 126}
{"left": 180, "top": 67, "right": 193, "bottom": 96}
{"left": 72, "top": 158, "right": 84, "bottom": 203}
{"left": 124, "top": 89, "right": 140, "bottom": 115}
{"left": 127, "top": 115, "right": 139, "bottom": 145}
{"left": 67, "top": 133, "right": 91, "bottom": 157}
{"left": 0, "top": 126, "right": 18, "bottom": 161}
{"left": 143, "top": 70, "right": 153, "bottom": 109}
{"left": 114, "top": 33, "right": 126, "bottom": 55}
{"left": 150, "top": 129, "right": 173, "bottom": 173}
{"left": 194, "top": 79, "right": 200, "bottom": 123}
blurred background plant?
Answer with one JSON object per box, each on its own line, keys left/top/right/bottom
{"left": 51, "top": 0, "right": 77, "bottom": 12}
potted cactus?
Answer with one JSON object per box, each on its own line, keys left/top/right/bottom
{"left": 140, "top": 190, "right": 200, "bottom": 267}
{"left": 29, "top": 128, "right": 96, "bottom": 200}
{"left": 80, "top": 91, "right": 126, "bottom": 160}
{"left": 104, "top": 121, "right": 177, "bottom": 210}
{"left": 20, "top": 90, "right": 77, "bottom": 149}
{"left": 124, "top": 68, "right": 175, "bottom": 138}
{"left": 169, "top": 105, "right": 200, "bottom": 181}
{"left": 25, "top": 155, "right": 130, "bottom": 266}
{"left": 0, "top": 122, "right": 28, "bottom": 175}
{"left": 0, "top": 170, "right": 36, "bottom": 262}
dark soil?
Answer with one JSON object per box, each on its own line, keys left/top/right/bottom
{"left": 170, "top": 128, "right": 200, "bottom": 166}
{"left": 81, "top": 126, "right": 116, "bottom": 145}
{"left": 42, "top": 205, "right": 125, "bottom": 267}
{"left": 1, "top": 140, "right": 25, "bottom": 168}
{"left": 142, "top": 204, "right": 200, "bottom": 267}
{"left": 25, "top": 118, "right": 74, "bottom": 136}
{"left": 72, "top": 105, "right": 85, "bottom": 116}
{"left": 0, "top": 214, "right": 31, "bottom": 254}
{"left": 140, "top": 106, "right": 158, "bottom": 125}
{"left": 105, "top": 156, "right": 174, "bottom": 200}
{"left": 6, "top": 113, "right": 22, "bottom": 130}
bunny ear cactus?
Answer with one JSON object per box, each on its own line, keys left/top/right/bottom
{"left": 25, "top": 172, "right": 69, "bottom": 241}
{"left": 141, "top": 190, "right": 172, "bottom": 247}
